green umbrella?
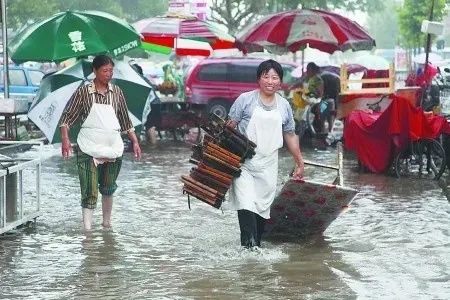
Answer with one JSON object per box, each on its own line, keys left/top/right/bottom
{"left": 9, "top": 10, "right": 141, "bottom": 64}
{"left": 28, "top": 59, "right": 156, "bottom": 143}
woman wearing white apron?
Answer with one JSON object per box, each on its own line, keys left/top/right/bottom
{"left": 227, "top": 60, "right": 305, "bottom": 248}
{"left": 60, "top": 55, "right": 142, "bottom": 231}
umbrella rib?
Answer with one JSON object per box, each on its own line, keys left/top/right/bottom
{"left": 51, "top": 15, "right": 67, "bottom": 62}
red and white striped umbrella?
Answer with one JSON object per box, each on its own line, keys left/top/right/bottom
{"left": 236, "top": 9, "right": 375, "bottom": 55}
{"left": 134, "top": 14, "right": 235, "bottom": 52}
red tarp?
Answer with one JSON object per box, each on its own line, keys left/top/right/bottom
{"left": 344, "top": 95, "right": 450, "bottom": 173}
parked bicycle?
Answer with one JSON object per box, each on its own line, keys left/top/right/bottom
{"left": 394, "top": 138, "right": 446, "bottom": 180}
{"left": 348, "top": 92, "right": 448, "bottom": 180}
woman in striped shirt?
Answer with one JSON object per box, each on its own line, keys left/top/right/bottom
{"left": 60, "top": 54, "right": 141, "bottom": 231}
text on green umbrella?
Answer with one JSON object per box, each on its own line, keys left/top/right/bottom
{"left": 113, "top": 40, "right": 140, "bottom": 56}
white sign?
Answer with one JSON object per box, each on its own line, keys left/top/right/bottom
{"left": 68, "top": 31, "right": 86, "bottom": 53}
{"left": 168, "top": 0, "right": 207, "bottom": 20}
{"left": 190, "top": 0, "right": 207, "bottom": 20}
{"left": 168, "top": 1, "right": 190, "bottom": 15}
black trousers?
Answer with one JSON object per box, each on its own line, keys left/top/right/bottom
{"left": 237, "top": 209, "right": 266, "bottom": 248}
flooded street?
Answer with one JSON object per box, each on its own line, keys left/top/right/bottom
{"left": 1, "top": 140, "right": 450, "bottom": 299}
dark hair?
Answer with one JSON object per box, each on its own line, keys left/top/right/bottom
{"left": 306, "top": 62, "right": 320, "bottom": 73}
{"left": 92, "top": 54, "right": 114, "bottom": 70}
{"left": 132, "top": 63, "right": 144, "bottom": 76}
{"left": 257, "top": 59, "right": 284, "bottom": 82}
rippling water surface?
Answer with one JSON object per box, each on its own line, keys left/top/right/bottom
{"left": 1, "top": 140, "right": 449, "bottom": 299}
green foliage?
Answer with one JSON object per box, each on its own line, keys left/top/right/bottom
{"left": 118, "top": 0, "right": 169, "bottom": 22}
{"left": 397, "top": 0, "right": 447, "bottom": 49}
{"left": 443, "top": 13, "right": 450, "bottom": 47}
{"left": 56, "top": 0, "right": 124, "bottom": 18}
{"left": 4, "top": 0, "right": 169, "bottom": 30}
{"left": 210, "top": 0, "right": 266, "bottom": 34}
{"left": 6, "top": 0, "right": 58, "bottom": 29}
{"left": 270, "top": 0, "right": 383, "bottom": 12}
{"left": 210, "top": 0, "right": 384, "bottom": 35}
{"left": 366, "top": 2, "right": 400, "bottom": 49}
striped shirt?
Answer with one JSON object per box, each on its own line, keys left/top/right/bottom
{"left": 60, "top": 81, "right": 134, "bottom": 133}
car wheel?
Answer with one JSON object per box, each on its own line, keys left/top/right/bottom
{"left": 206, "top": 99, "right": 231, "bottom": 120}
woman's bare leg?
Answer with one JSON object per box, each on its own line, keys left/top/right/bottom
{"left": 102, "top": 195, "right": 113, "bottom": 228}
{"left": 82, "top": 208, "right": 94, "bottom": 231}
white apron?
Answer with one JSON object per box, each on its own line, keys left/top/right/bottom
{"left": 229, "top": 99, "right": 283, "bottom": 219}
{"left": 77, "top": 93, "right": 124, "bottom": 159}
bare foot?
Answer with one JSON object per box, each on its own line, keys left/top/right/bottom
{"left": 102, "top": 222, "right": 111, "bottom": 229}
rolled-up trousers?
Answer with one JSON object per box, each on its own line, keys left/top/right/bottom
{"left": 237, "top": 209, "right": 266, "bottom": 247}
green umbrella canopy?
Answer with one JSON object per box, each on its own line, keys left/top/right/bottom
{"left": 28, "top": 58, "right": 156, "bottom": 143}
{"left": 9, "top": 10, "right": 142, "bottom": 64}
{"left": 86, "top": 59, "right": 157, "bottom": 122}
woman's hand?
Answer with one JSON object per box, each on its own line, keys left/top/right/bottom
{"left": 283, "top": 132, "right": 305, "bottom": 180}
{"left": 133, "top": 141, "right": 142, "bottom": 160}
{"left": 61, "top": 138, "right": 72, "bottom": 159}
{"left": 127, "top": 131, "right": 141, "bottom": 160}
{"left": 291, "top": 162, "right": 304, "bottom": 180}
{"left": 226, "top": 120, "right": 237, "bottom": 128}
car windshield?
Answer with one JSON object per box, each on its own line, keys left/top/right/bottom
{"left": 28, "top": 70, "right": 45, "bottom": 86}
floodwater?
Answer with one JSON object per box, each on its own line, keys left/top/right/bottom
{"left": 1, "top": 139, "right": 450, "bottom": 300}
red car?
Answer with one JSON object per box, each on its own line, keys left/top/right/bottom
{"left": 184, "top": 57, "right": 298, "bottom": 119}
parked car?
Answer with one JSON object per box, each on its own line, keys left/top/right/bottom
{"left": 184, "top": 57, "right": 298, "bottom": 119}
{"left": 0, "top": 65, "right": 45, "bottom": 108}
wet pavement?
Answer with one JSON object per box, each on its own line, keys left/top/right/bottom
{"left": 1, "top": 140, "right": 449, "bottom": 299}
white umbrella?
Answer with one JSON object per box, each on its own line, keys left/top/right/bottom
{"left": 175, "top": 38, "right": 213, "bottom": 56}
{"left": 28, "top": 59, "right": 153, "bottom": 143}
{"left": 412, "top": 52, "right": 443, "bottom": 64}
{"left": 28, "top": 81, "right": 141, "bottom": 143}
{"left": 351, "top": 54, "right": 389, "bottom": 70}
{"left": 28, "top": 81, "right": 84, "bottom": 143}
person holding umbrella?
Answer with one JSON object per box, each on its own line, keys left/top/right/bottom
{"left": 226, "top": 59, "right": 305, "bottom": 249}
{"left": 129, "top": 60, "right": 161, "bottom": 146}
{"left": 60, "top": 54, "right": 142, "bottom": 231}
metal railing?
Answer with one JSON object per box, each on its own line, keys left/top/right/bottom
{"left": 0, "top": 141, "right": 43, "bottom": 235}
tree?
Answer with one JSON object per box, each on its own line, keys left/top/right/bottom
{"left": 118, "top": 0, "right": 169, "bottom": 22}
{"left": 5, "top": 0, "right": 58, "bottom": 30}
{"left": 56, "top": 0, "right": 125, "bottom": 19}
{"left": 210, "top": 0, "right": 266, "bottom": 35}
{"left": 397, "top": 0, "right": 447, "bottom": 51}
{"left": 210, "top": 0, "right": 384, "bottom": 35}
{"left": 442, "top": 12, "right": 450, "bottom": 49}
{"left": 269, "top": 0, "right": 383, "bottom": 12}
{"left": 366, "top": 1, "right": 400, "bottom": 49}
{"left": 3, "top": 0, "right": 170, "bottom": 31}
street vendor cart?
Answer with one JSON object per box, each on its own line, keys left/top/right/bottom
{"left": 150, "top": 63, "right": 202, "bottom": 140}
{"left": 338, "top": 63, "right": 450, "bottom": 179}
{"left": 153, "top": 94, "right": 202, "bottom": 140}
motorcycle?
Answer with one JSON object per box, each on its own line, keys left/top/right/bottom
{"left": 433, "top": 68, "right": 450, "bottom": 171}
{"left": 417, "top": 67, "right": 450, "bottom": 112}
{"left": 414, "top": 67, "right": 450, "bottom": 172}
{"left": 292, "top": 90, "right": 343, "bottom": 146}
